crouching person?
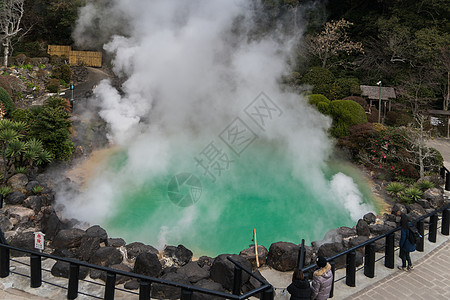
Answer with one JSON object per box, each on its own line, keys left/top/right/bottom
{"left": 311, "top": 256, "right": 333, "bottom": 300}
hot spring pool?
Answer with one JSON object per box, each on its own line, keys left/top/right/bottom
{"left": 86, "top": 139, "right": 378, "bottom": 257}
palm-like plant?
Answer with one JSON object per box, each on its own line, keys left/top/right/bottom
{"left": 386, "top": 182, "right": 405, "bottom": 200}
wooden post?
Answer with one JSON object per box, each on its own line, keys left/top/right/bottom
{"left": 253, "top": 228, "right": 260, "bottom": 268}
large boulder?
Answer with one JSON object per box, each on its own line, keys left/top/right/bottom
{"left": 266, "top": 242, "right": 298, "bottom": 272}
{"left": 5, "top": 191, "right": 27, "bottom": 205}
{"left": 423, "top": 188, "right": 444, "bottom": 209}
{"left": 23, "top": 196, "right": 43, "bottom": 213}
{"left": 163, "top": 245, "right": 193, "bottom": 266}
{"left": 125, "top": 242, "right": 159, "bottom": 259}
{"left": 91, "top": 263, "right": 132, "bottom": 284}
{"left": 89, "top": 247, "right": 123, "bottom": 267}
{"left": 7, "top": 173, "right": 28, "bottom": 191}
{"left": 51, "top": 261, "right": 89, "bottom": 279}
{"left": 368, "top": 224, "right": 392, "bottom": 236}
{"left": 345, "top": 236, "right": 369, "bottom": 251}
{"left": 5, "top": 206, "right": 34, "bottom": 223}
{"left": 77, "top": 236, "right": 102, "bottom": 262}
{"left": 0, "top": 215, "right": 13, "bottom": 232}
{"left": 416, "top": 199, "right": 431, "bottom": 209}
{"left": 363, "top": 212, "right": 376, "bottom": 224}
{"left": 356, "top": 219, "right": 370, "bottom": 236}
{"left": 239, "top": 245, "right": 268, "bottom": 268}
{"left": 52, "top": 228, "right": 86, "bottom": 249}
{"left": 406, "top": 203, "right": 427, "bottom": 217}
{"left": 9, "top": 231, "right": 35, "bottom": 257}
{"left": 107, "top": 238, "right": 126, "bottom": 248}
{"left": 133, "top": 252, "right": 162, "bottom": 278}
{"left": 241, "top": 270, "right": 269, "bottom": 298}
{"left": 193, "top": 279, "right": 226, "bottom": 300}
{"left": 391, "top": 203, "right": 407, "bottom": 215}
{"left": 41, "top": 209, "right": 63, "bottom": 240}
{"left": 210, "top": 254, "right": 251, "bottom": 291}
{"left": 85, "top": 225, "right": 108, "bottom": 243}
{"left": 317, "top": 242, "right": 345, "bottom": 268}
{"left": 177, "top": 261, "right": 210, "bottom": 283}
{"left": 152, "top": 272, "right": 190, "bottom": 299}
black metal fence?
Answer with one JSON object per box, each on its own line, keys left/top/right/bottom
{"left": 300, "top": 202, "right": 450, "bottom": 298}
{"left": 0, "top": 243, "right": 274, "bottom": 300}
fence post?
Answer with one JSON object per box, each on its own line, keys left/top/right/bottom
{"left": 262, "top": 287, "right": 274, "bottom": 300}
{"left": 30, "top": 254, "right": 41, "bottom": 288}
{"left": 181, "top": 289, "right": 193, "bottom": 300}
{"left": 346, "top": 251, "right": 356, "bottom": 287}
{"left": 417, "top": 221, "right": 425, "bottom": 252}
{"left": 429, "top": 214, "right": 438, "bottom": 243}
{"left": 232, "top": 265, "right": 242, "bottom": 295}
{"left": 0, "top": 246, "right": 9, "bottom": 278}
{"left": 67, "top": 263, "right": 79, "bottom": 300}
{"left": 446, "top": 173, "right": 450, "bottom": 191}
{"left": 297, "top": 239, "right": 306, "bottom": 269}
{"left": 441, "top": 167, "right": 446, "bottom": 179}
{"left": 104, "top": 272, "right": 116, "bottom": 300}
{"left": 364, "top": 243, "right": 376, "bottom": 278}
{"left": 329, "top": 260, "right": 335, "bottom": 298}
{"left": 442, "top": 209, "right": 450, "bottom": 236}
{"left": 0, "top": 194, "right": 3, "bottom": 209}
{"left": 384, "top": 233, "right": 395, "bottom": 269}
{"left": 139, "top": 280, "right": 151, "bottom": 300}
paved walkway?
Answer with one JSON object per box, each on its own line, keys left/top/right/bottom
{"left": 345, "top": 238, "right": 450, "bottom": 300}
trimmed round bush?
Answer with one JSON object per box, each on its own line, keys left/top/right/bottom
{"left": 301, "top": 67, "right": 335, "bottom": 97}
{"left": 329, "top": 100, "right": 368, "bottom": 138}
{"left": 308, "top": 94, "right": 330, "bottom": 106}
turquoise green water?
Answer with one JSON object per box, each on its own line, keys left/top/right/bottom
{"left": 101, "top": 139, "right": 377, "bottom": 257}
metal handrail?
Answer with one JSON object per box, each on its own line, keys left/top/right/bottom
{"left": 0, "top": 243, "right": 273, "bottom": 300}
{"left": 302, "top": 202, "right": 450, "bottom": 274}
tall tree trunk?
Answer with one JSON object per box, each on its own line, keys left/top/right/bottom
{"left": 2, "top": 39, "right": 9, "bottom": 67}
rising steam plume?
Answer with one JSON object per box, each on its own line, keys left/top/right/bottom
{"left": 59, "top": 0, "right": 374, "bottom": 254}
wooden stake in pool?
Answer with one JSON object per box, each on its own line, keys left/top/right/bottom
{"left": 253, "top": 228, "right": 260, "bottom": 268}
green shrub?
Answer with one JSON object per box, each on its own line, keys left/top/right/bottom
{"left": 32, "top": 185, "right": 44, "bottom": 195}
{"left": 52, "top": 64, "right": 72, "bottom": 84}
{"left": 317, "top": 101, "right": 330, "bottom": 114}
{"left": 15, "top": 166, "right": 27, "bottom": 174}
{"left": 308, "top": 94, "right": 330, "bottom": 106}
{"left": 301, "top": 67, "right": 335, "bottom": 97}
{"left": 0, "top": 186, "right": 11, "bottom": 197}
{"left": 414, "top": 180, "right": 435, "bottom": 191}
{"left": 46, "top": 78, "right": 60, "bottom": 93}
{"left": 402, "top": 187, "right": 423, "bottom": 204}
{"left": 329, "top": 100, "right": 368, "bottom": 138}
{"left": 0, "top": 87, "right": 14, "bottom": 117}
{"left": 386, "top": 182, "right": 405, "bottom": 197}
{"left": 332, "top": 78, "right": 360, "bottom": 99}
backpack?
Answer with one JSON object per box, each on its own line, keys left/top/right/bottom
{"left": 408, "top": 226, "right": 421, "bottom": 244}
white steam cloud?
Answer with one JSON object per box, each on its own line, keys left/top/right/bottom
{"left": 59, "top": 0, "right": 374, "bottom": 250}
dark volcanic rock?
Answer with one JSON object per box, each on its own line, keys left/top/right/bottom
{"left": 197, "top": 256, "right": 214, "bottom": 269}
{"left": 406, "top": 203, "right": 427, "bottom": 217}
{"left": 107, "top": 238, "right": 126, "bottom": 247}
{"left": 177, "top": 261, "right": 210, "bottom": 283}
{"left": 152, "top": 272, "right": 190, "bottom": 299}
{"left": 89, "top": 247, "right": 122, "bottom": 267}
{"left": 210, "top": 254, "right": 251, "bottom": 291}
{"left": 52, "top": 228, "right": 86, "bottom": 249}
{"left": 266, "top": 242, "right": 298, "bottom": 272}
{"left": 363, "top": 212, "right": 376, "bottom": 224}
{"left": 423, "top": 188, "right": 444, "bottom": 208}
{"left": 41, "top": 209, "right": 63, "bottom": 240}
{"left": 356, "top": 219, "right": 370, "bottom": 236}
{"left": 239, "top": 245, "right": 269, "bottom": 268}
{"left": 51, "top": 261, "right": 89, "bottom": 279}
{"left": 317, "top": 242, "right": 345, "bottom": 268}
{"left": 133, "top": 252, "right": 162, "bottom": 277}
{"left": 23, "top": 196, "right": 43, "bottom": 213}
{"left": 163, "top": 245, "right": 193, "bottom": 266}
{"left": 125, "top": 242, "right": 159, "bottom": 259}
{"left": 368, "top": 224, "right": 392, "bottom": 236}
{"left": 77, "top": 235, "right": 102, "bottom": 262}
{"left": 5, "top": 191, "right": 26, "bottom": 205}
{"left": 9, "top": 231, "right": 35, "bottom": 257}
{"left": 391, "top": 203, "right": 407, "bottom": 215}
{"left": 124, "top": 280, "right": 140, "bottom": 290}
{"left": 193, "top": 279, "right": 226, "bottom": 300}
{"left": 85, "top": 225, "right": 108, "bottom": 243}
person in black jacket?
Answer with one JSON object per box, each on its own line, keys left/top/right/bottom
{"left": 287, "top": 268, "right": 311, "bottom": 300}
